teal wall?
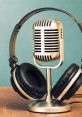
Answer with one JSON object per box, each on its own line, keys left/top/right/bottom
{"left": 0, "top": 0, "right": 82, "bottom": 86}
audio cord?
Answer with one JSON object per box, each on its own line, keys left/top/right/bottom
{"left": 73, "top": 94, "right": 82, "bottom": 98}
{"left": 69, "top": 101, "right": 82, "bottom": 104}
{"left": 68, "top": 94, "right": 82, "bottom": 105}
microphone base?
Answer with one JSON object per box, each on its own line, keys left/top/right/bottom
{"left": 27, "top": 99, "right": 71, "bottom": 114}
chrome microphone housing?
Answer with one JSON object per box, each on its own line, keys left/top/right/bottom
{"left": 33, "top": 20, "right": 64, "bottom": 63}
{"left": 32, "top": 20, "right": 66, "bottom": 113}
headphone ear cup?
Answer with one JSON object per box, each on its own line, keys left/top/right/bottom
{"left": 52, "top": 64, "right": 80, "bottom": 101}
{"left": 61, "top": 73, "right": 82, "bottom": 101}
{"left": 13, "top": 63, "right": 47, "bottom": 100}
{"left": 11, "top": 76, "right": 27, "bottom": 99}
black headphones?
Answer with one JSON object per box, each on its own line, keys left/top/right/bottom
{"left": 9, "top": 7, "right": 82, "bottom": 102}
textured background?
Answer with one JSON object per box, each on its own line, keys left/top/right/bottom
{"left": 0, "top": 0, "right": 82, "bottom": 86}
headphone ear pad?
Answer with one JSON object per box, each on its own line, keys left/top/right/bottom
{"left": 61, "top": 73, "right": 82, "bottom": 101}
{"left": 15, "top": 63, "right": 47, "bottom": 99}
{"left": 11, "top": 76, "right": 27, "bottom": 99}
{"left": 52, "top": 64, "right": 79, "bottom": 101}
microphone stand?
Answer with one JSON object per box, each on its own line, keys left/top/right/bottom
{"left": 46, "top": 68, "right": 52, "bottom": 104}
{"left": 27, "top": 67, "right": 71, "bottom": 113}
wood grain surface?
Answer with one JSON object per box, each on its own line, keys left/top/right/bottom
{"left": 0, "top": 86, "right": 82, "bottom": 117}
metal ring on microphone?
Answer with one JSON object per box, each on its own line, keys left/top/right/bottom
{"left": 9, "top": 7, "right": 82, "bottom": 64}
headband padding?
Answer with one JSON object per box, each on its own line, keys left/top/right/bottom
{"left": 52, "top": 64, "right": 79, "bottom": 99}
{"left": 15, "top": 63, "right": 47, "bottom": 99}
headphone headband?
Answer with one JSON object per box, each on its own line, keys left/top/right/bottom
{"left": 9, "top": 7, "right": 82, "bottom": 66}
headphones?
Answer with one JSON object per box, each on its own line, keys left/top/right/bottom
{"left": 9, "top": 7, "right": 82, "bottom": 102}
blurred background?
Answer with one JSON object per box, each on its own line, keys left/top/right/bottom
{"left": 0, "top": 0, "right": 82, "bottom": 86}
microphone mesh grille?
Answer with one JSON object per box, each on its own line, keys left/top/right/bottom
{"left": 34, "top": 29, "right": 41, "bottom": 52}
{"left": 33, "top": 20, "right": 63, "bottom": 61}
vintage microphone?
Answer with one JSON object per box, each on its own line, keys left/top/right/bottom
{"left": 33, "top": 19, "right": 64, "bottom": 102}
{"left": 27, "top": 19, "right": 71, "bottom": 113}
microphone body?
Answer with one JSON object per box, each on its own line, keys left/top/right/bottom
{"left": 33, "top": 20, "right": 64, "bottom": 63}
{"left": 32, "top": 20, "right": 65, "bottom": 112}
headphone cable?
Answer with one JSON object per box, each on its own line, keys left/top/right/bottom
{"left": 69, "top": 101, "right": 82, "bottom": 104}
{"left": 69, "top": 94, "right": 82, "bottom": 104}
{"left": 72, "top": 94, "right": 82, "bottom": 98}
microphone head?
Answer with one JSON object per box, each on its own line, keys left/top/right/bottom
{"left": 33, "top": 20, "right": 63, "bottom": 62}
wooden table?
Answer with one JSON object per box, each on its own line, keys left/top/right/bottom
{"left": 0, "top": 87, "right": 82, "bottom": 117}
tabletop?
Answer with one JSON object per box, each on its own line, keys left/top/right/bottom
{"left": 0, "top": 86, "right": 82, "bottom": 117}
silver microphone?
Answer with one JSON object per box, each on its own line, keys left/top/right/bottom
{"left": 33, "top": 19, "right": 64, "bottom": 64}
{"left": 32, "top": 20, "right": 64, "bottom": 111}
